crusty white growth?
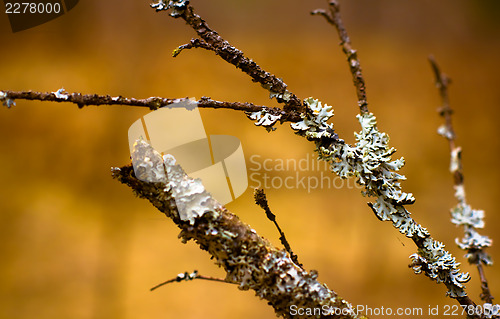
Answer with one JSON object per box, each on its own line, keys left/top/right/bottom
{"left": 131, "top": 139, "right": 221, "bottom": 225}
{"left": 131, "top": 139, "right": 167, "bottom": 183}
{"left": 292, "top": 97, "right": 470, "bottom": 298}
{"left": 163, "top": 154, "right": 221, "bottom": 225}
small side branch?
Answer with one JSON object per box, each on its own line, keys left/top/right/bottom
{"left": 172, "top": 38, "right": 212, "bottom": 57}
{"left": 430, "top": 56, "right": 495, "bottom": 304}
{"left": 312, "top": 0, "right": 369, "bottom": 114}
{"left": 150, "top": 270, "right": 232, "bottom": 291}
{"left": 254, "top": 189, "right": 303, "bottom": 268}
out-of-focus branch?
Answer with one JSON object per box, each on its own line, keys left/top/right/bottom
{"left": 311, "top": 0, "right": 369, "bottom": 114}
{"left": 0, "top": 89, "right": 301, "bottom": 122}
{"left": 112, "top": 141, "right": 362, "bottom": 319}
{"left": 152, "top": 0, "right": 303, "bottom": 114}
{"left": 429, "top": 56, "right": 495, "bottom": 305}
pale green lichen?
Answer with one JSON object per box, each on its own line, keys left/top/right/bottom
{"left": 291, "top": 97, "right": 470, "bottom": 298}
{"left": 270, "top": 89, "right": 292, "bottom": 102}
{"left": 291, "top": 97, "right": 336, "bottom": 140}
{"left": 452, "top": 197, "right": 493, "bottom": 266}
{"left": 52, "top": 88, "right": 69, "bottom": 100}
{"left": 409, "top": 238, "right": 470, "bottom": 298}
{"left": 452, "top": 200, "right": 493, "bottom": 266}
{"left": 246, "top": 110, "right": 281, "bottom": 132}
{"left": 483, "top": 303, "right": 500, "bottom": 318}
{"left": 150, "top": 0, "right": 188, "bottom": 17}
{"left": 440, "top": 132, "right": 493, "bottom": 266}
{"left": 437, "top": 124, "right": 454, "bottom": 140}
{"left": 0, "top": 91, "right": 15, "bottom": 108}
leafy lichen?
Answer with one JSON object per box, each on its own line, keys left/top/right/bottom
{"left": 291, "top": 97, "right": 470, "bottom": 298}
{"left": 291, "top": 97, "right": 336, "bottom": 140}
{"left": 150, "top": 0, "right": 189, "bottom": 17}
{"left": 246, "top": 110, "right": 281, "bottom": 131}
{"left": 52, "top": 88, "right": 69, "bottom": 100}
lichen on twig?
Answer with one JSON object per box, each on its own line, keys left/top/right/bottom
{"left": 150, "top": 270, "right": 232, "bottom": 291}
{"left": 0, "top": 89, "right": 301, "bottom": 122}
{"left": 2, "top": 0, "right": 496, "bottom": 317}
{"left": 150, "top": 0, "right": 303, "bottom": 115}
{"left": 113, "top": 140, "right": 363, "bottom": 319}
{"left": 291, "top": 95, "right": 471, "bottom": 302}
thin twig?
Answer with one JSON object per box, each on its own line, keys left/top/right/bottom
{"left": 0, "top": 89, "right": 301, "bottom": 122}
{"left": 172, "top": 38, "right": 212, "bottom": 57}
{"left": 429, "top": 55, "right": 495, "bottom": 304}
{"left": 312, "top": 0, "right": 369, "bottom": 114}
{"left": 150, "top": 270, "right": 232, "bottom": 291}
{"left": 254, "top": 189, "right": 303, "bottom": 268}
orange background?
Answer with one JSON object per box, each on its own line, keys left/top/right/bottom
{"left": 0, "top": 1, "right": 499, "bottom": 318}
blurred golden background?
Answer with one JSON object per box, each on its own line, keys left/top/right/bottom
{"left": 0, "top": 1, "right": 499, "bottom": 318}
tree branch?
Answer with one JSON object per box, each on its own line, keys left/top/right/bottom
{"left": 300, "top": 2, "right": 494, "bottom": 315}
{"left": 113, "top": 140, "right": 363, "bottom": 319}
{"left": 152, "top": 0, "right": 303, "bottom": 114}
{"left": 429, "top": 56, "right": 495, "bottom": 305}
{"left": 311, "top": 0, "right": 369, "bottom": 114}
{"left": 2, "top": 1, "right": 494, "bottom": 317}
{"left": 0, "top": 89, "right": 301, "bottom": 122}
